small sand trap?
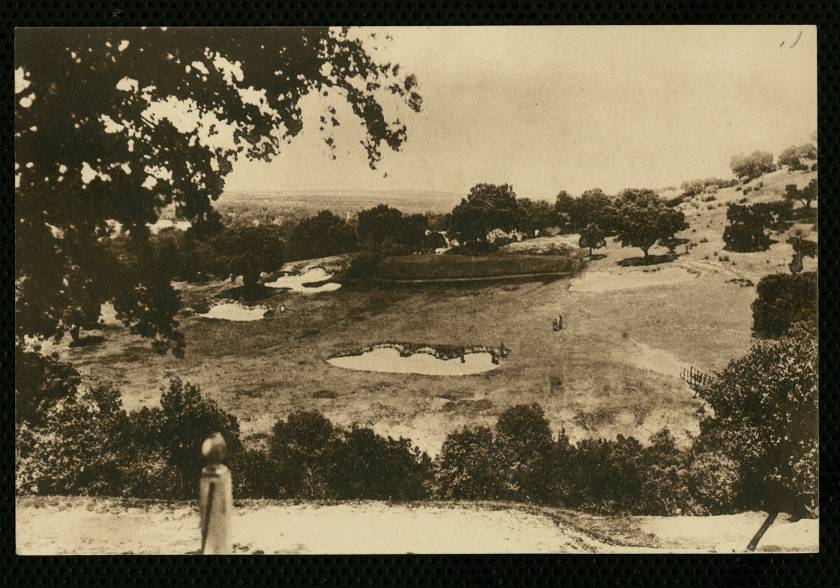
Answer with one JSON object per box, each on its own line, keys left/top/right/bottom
{"left": 328, "top": 347, "right": 498, "bottom": 376}
{"left": 148, "top": 219, "right": 192, "bottom": 234}
{"left": 98, "top": 302, "right": 120, "bottom": 326}
{"left": 570, "top": 266, "right": 697, "bottom": 293}
{"left": 265, "top": 267, "right": 341, "bottom": 293}
{"left": 199, "top": 301, "right": 268, "bottom": 321}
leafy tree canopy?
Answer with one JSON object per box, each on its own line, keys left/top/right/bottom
{"left": 287, "top": 210, "right": 357, "bottom": 261}
{"left": 516, "top": 198, "right": 557, "bottom": 237}
{"left": 698, "top": 327, "right": 818, "bottom": 516}
{"left": 613, "top": 189, "right": 687, "bottom": 259}
{"left": 578, "top": 223, "right": 606, "bottom": 256}
{"left": 214, "top": 224, "right": 285, "bottom": 290}
{"left": 568, "top": 188, "right": 614, "bottom": 233}
{"left": 446, "top": 183, "right": 520, "bottom": 244}
{"left": 784, "top": 179, "right": 818, "bottom": 210}
{"left": 778, "top": 143, "right": 817, "bottom": 171}
{"left": 751, "top": 272, "right": 818, "bottom": 339}
{"left": 730, "top": 150, "right": 775, "bottom": 181}
{"left": 16, "top": 27, "right": 421, "bottom": 355}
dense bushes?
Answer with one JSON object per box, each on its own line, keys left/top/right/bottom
{"left": 285, "top": 210, "right": 357, "bottom": 261}
{"left": 436, "top": 406, "right": 743, "bottom": 516}
{"left": 18, "top": 326, "right": 817, "bottom": 518}
{"left": 680, "top": 177, "right": 738, "bottom": 198}
{"left": 722, "top": 201, "right": 791, "bottom": 252}
{"left": 751, "top": 272, "right": 818, "bottom": 338}
{"left": 16, "top": 379, "right": 433, "bottom": 502}
{"left": 16, "top": 372, "right": 753, "bottom": 515}
{"left": 695, "top": 327, "right": 818, "bottom": 517}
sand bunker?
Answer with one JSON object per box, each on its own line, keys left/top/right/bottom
{"left": 199, "top": 301, "right": 268, "bottom": 321}
{"left": 570, "top": 266, "right": 697, "bottom": 293}
{"left": 328, "top": 346, "right": 499, "bottom": 376}
{"left": 265, "top": 267, "right": 341, "bottom": 293}
{"left": 148, "top": 219, "right": 191, "bottom": 234}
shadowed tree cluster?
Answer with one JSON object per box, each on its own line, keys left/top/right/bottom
{"left": 16, "top": 27, "right": 422, "bottom": 358}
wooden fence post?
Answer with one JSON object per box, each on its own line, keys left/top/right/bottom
{"left": 199, "top": 432, "right": 233, "bottom": 555}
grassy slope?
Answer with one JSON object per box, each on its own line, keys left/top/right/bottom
{"left": 377, "top": 253, "right": 580, "bottom": 281}
{"left": 59, "top": 168, "right": 817, "bottom": 455}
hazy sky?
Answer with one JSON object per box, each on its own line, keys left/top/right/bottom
{"left": 225, "top": 26, "right": 817, "bottom": 200}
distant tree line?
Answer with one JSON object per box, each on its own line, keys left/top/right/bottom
{"left": 729, "top": 142, "right": 817, "bottom": 182}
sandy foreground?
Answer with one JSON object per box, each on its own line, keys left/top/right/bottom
{"left": 16, "top": 497, "right": 817, "bottom": 555}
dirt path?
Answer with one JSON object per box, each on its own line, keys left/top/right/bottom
{"left": 16, "top": 498, "right": 610, "bottom": 555}
{"left": 16, "top": 497, "right": 817, "bottom": 555}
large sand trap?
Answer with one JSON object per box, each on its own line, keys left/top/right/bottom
{"left": 265, "top": 267, "right": 341, "bottom": 293}
{"left": 328, "top": 347, "right": 498, "bottom": 376}
{"left": 570, "top": 265, "right": 697, "bottom": 293}
{"left": 199, "top": 301, "right": 268, "bottom": 321}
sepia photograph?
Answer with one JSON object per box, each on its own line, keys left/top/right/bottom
{"left": 14, "top": 25, "right": 818, "bottom": 555}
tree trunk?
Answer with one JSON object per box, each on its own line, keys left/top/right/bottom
{"left": 589, "top": 246, "right": 593, "bottom": 257}
{"left": 746, "top": 510, "right": 779, "bottom": 552}
{"left": 69, "top": 325, "right": 80, "bottom": 342}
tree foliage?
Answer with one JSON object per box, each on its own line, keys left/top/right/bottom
{"left": 778, "top": 143, "right": 817, "bottom": 171}
{"left": 612, "top": 189, "right": 687, "bottom": 259}
{"left": 553, "top": 190, "right": 575, "bottom": 232}
{"left": 286, "top": 210, "right": 357, "bottom": 261}
{"left": 356, "top": 205, "right": 432, "bottom": 254}
{"left": 722, "top": 203, "right": 773, "bottom": 252}
{"left": 214, "top": 224, "right": 285, "bottom": 290}
{"left": 697, "top": 328, "right": 818, "bottom": 516}
{"left": 751, "top": 272, "right": 818, "bottom": 339}
{"left": 516, "top": 198, "right": 557, "bottom": 237}
{"left": 568, "top": 188, "right": 615, "bottom": 233}
{"left": 784, "top": 179, "right": 818, "bottom": 210}
{"left": 446, "top": 184, "right": 519, "bottom": 244}
{"left": 16, "top": 27, "right": 421, "bottom": 356}
{"left": 578, "top": 223, "right": 606, "bottom": 256}
{"left": 15, "top": 347, "right": 82, "bottom": 426}
{"left": 730, "top": 150, "right": 776, "bottom": 181}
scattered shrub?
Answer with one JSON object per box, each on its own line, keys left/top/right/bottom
{"left": 730, "top": 150, "right": 775, "bottom": 181}
{"left": 329, "top": 426, "right": 433, "bottom": 500}
{"left": 688, "top": 452, "right": 741, "bottom": 514}
{"left": 778, "top": 143, "right": 817, "bottom": 172}
{"left": 436, "top": 426, "right": 503, "bottom": 499}
{"left": 344, "top": 252, "right": 383, "bottom": 284}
